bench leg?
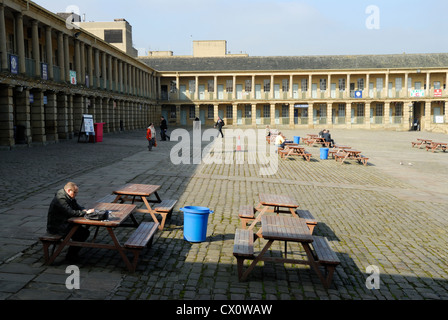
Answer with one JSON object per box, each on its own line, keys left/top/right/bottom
{"left": 236, "top": 257, "right": 245, "bottom": 281}
{"left": 322, "top": 265, "right": 337, "bottom": 289}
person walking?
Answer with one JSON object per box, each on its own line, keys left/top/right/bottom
{"left": 160, "top": 116, "right": 170, "bottom": 141}
{"left": 146, "top": 123, "right": 156, "bottom": 151}
{"left": 214, "top": 117, "right": 225, "bottom": 138}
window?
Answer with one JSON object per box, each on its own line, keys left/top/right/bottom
{"left": 301, "top": 79, "right": 308, "bottom": 92}
{"left": 263, "top": 105, "right": 270, "bottom": 118}
{"left": 208, "top": 105, "right": 214, "bottom": 119}
{"left": 357, "top": 78, "right": 364, "bottom": 90}
{"left": 263, "top": 79, "right": 270, "bottom": 92}
{"left": 189, "top": 80, "right": 196, "bottom": 93}
{"left": 208, "top": 80, "right": 214, "bottom": 92}
{"left": 244, "top": 105, "right": 251, "bottom": 118}
{"left": 189, "top": 106, "right": 195, "bottom": 119}
{"left": 376, "top": 78, "right": 383, "bottom": 90}
{"left": 170, "top": 81, "right": 177, "bottom": 93}
{"left": 338, "top": 104, "right": 345, "bottom": 117}
{"left": 104, "top": 30, "right": 123, "bottom": 44}
{"left": 415, "top": 81, "right": 422, "bottom": 90}
{"left": 282, "top": 79, "right": 289, "bottom": 92}
{"left": 376, "top": 103, "right": 384, "bottom": 116}
{"left": 320, "top": 79, "right": 327, "bottom": 91}
{"left": 356, "top": 103, "right": 364, "bottom": 117}
{"left": 170, "top": 106, "right": 177, "bottom": 119}
{"left": 338, "top": 79, "right": 346, "bottom": 91}
{"left": 395, "top": 103, "right": 403, "bottom": 116}
{"left": 245, "top": 80, "right": 252, "bottom": 92}
{"left": 395, "top": 78, "right": 402, "bottom": 91}
{"left": 434, "top": 81, "right": 441, "bottom": 90}
{"left": 226, "top": 80, "right": 233, "bottom": 93}
{"left": 226, "top": 105, "right": 233, "bottom": 118}
{"left": 282, "top": 105, "right": 289, "bottom": 118}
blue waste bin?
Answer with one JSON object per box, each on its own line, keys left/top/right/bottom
{"left": 320, "top": 148, "right": 329, "bottom": 160}
{"left": 294, "top": 136, "right": 301, "bottom": 144}
{"left": 180, "top": 206, "right": 214, "bottom": 243}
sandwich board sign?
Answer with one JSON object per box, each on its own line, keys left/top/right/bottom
{"left": 78, "top": 114, "right": 95, "bottom": 143}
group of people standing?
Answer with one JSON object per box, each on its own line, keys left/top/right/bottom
{"left": 146, "top": 116, "right": 171, "bottom": 151}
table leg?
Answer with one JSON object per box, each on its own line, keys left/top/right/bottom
{"left": 248, "top": 207, "right": 268, "bottom": 231}
{"left": 47, "top": 225, "right": 79, "bottom": 265}
{"left": 141, "top": 196, "right": 162, "bottom": 230}
{"left": 106, "top": 227, "right": 134, "bottom": 272}
{"left": 302, "top": 242, "right": 328, "bottom": 288}
{"left": 240, "top": 239, "right": 274, "bottom": 281}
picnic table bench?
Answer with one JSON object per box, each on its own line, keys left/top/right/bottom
{"left": 233, "top": 216, "right": 340, "bottom": 289}
{"left": 124, "top": 221, "right": 159, "bottom": 272}
{"left": 425, "top": 141, "right": 447, "bottom": 153}
{"left": 305, "top": 137, "right": 331, "bottom": 148}
{"left": 411, "top": 139, "right": 432, "bottom": 149}
{"left": 279, "top": 145, "right": 312, "bottom": 162}
{"left": 334, "top": 149, "right": 369, "bottom": 166}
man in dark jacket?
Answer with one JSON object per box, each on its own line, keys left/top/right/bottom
{"left": 215, "top": 117, "right": 225, "bottom": 138}
{"left": 47, "top": 182, "right": 93, "bottom": 262}
{"left": 160, "top": 116, "right": 170, "bottom": 141}
{"left": 322, "top": 129, "right": 335, "bottom": 148}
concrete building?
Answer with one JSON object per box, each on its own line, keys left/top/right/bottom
{"left": 0, "top": 0, "right": 159, "bottom": 149}
{"left": 75, "top": 18, "right": 139, "bottom": 58}
{"left": 141, "top": 46, "right": 448, "bottom": 133}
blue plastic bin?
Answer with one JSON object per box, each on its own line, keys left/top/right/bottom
{"left": 320, "top": 148, "right": 329, "bottom": 160}
{"left": 294, "top": 136, "right": 301, "bottom": 144}
{"left": 180, "top": 206, "right": 214, "bottom": 243}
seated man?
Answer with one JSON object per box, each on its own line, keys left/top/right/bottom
{"left": 322, "top": 130, "right": 335, "bottom": 148}
{"left": 274, "top": 132, "right": 286, "bottom": 150}
{"left": 47, "top": 182, "right": 94, "bottom": 262}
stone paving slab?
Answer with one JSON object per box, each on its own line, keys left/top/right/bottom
{"left": 0, "top": 128, "right": 447, "bottom": 303}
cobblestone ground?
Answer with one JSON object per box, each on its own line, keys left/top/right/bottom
{"left": 0, "top": 127, "right": 447, "bottom": 302}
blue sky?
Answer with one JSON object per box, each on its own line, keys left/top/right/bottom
{"left": 34, "top": 0, "right": 448, "bottom": 57}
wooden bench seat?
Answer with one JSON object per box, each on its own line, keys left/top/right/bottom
{"left": 153, "top": 199, "right": 178, "bottom": 230}
{"left": 311, "top": 236, "right": 341, "bottom": 289}
{"left": 358, "top": 155, "right": 369, "bottom": 166}
{"left": 295, "top": 209, "right": 317, "bottom": 233}
{"left": 233, "top": 229, "right": 255, "bottom": 281}
{"left": 124, "top": 221, "right": 159, "bottom": 272}
{"left": 39, "top": 233, "right": 63, "bottom": 263}
{"left": 238, "top": 205, "right": 256, "bottom": 229}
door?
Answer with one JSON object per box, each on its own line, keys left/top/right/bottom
{"left": 256, "top": 109, "right": 261, "bottom": 124}
{"left": 293, "top": 84, "right": 299, "bottom": 99}
{"left": 200, "top": 109, "right": 206, "bottom": 124}
{"left": 180, "top": 108, "right": 187, "bottom": 126}
{"left": 237, "top": 109, "right": 243, "bottom": 124}
{"left": 312, "top": 83, "right": 317, "bottom": 98}
{"left": 274, "top": 84, "right": 280, "bottom": 99}
{"left": 199, "top": 85, "right": 205, "bottom": 100}
{"left": 331, "top": 83, "right": 336, "bottom": 98}
{"left": 236, "top": 84, "right": 243, "bottom": 99}
{"left": 218, "top": 85, "right": 224, "bottom": 100}
{"left": 180, "top": 85, "right": 187, "bottom": 100}
{"left": 255, "top": 84, "right": 261, "bottom": 99}
{"left": 275, "top": 109, "right": 280, "bottom": 124}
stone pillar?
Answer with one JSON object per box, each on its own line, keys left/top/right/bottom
{"left": 346, "top": 103, "right": 352, "bottom": 129}
{"left": 424, "top": 100, "right": 431, "bottom": 131}
{"left": 74, "top": 39, "right": 81, "bottom": 84}
{"left": 45, "top": 26, "right": 54, "bottom": 80}
{"left": 63, "top": 35, "right": 70, "bottom": 82}
{"left": 31, "top": 20, "right": 41, "bottom": 78}
{"left": 15, "top": 12, "right": 26, "bottom": 74}
{"left": 289, "top": 103, "right": 295, "bottom": 128}
{"left": 94, "top": 48, "right": 100, "bottom": 89}
{"left": 30, "top": 90, "right": 46, "bottom": 144}
{"left": 87, "top": 45, "right": 93, "bottom": 87}
{"left": 0, "top": 86, "right": 14, "bottom": 147}
{"left": 327, "top": 103, "right": 332, "bottom": 127}
{"left": 57, "top": 32, "right": 65, "bottom": 81}
{"left": 80, "top": 42, "right": 85, "bottom": 85}
{"left": 73, "top": 95, "right": 84, "bottom": 135}
{"left": 365, "top": 102, "right": 371, "bottom": 129}
{"left": 384, "top": 102, "right": 390, "bottom": 126}
{"left": 102, "top": 52, "right": 107, "bottom": 90}
{"left": 67, "top": 94, "right": 74, "bottom": 138}
{"left": 57, "top": 93, "right": 69, "bottom": 140}
{"left": 0, "top": 5, "right": 8, "bottom": 72}
{"left": 45, "top": 92, "right": 58, "bottom": 142}
{"left": 308, "top": 103, "right": 314, "bottom": 128}
{"left": 251, "top": 103, "right": 257, "bottom": 127}
{"left": 270, "top": 103, "right": 276, "bottom": 126}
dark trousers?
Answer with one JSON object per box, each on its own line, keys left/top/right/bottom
{"left": 161, "top": 129, "right": 170, "bottom": 141}
{"left": 67, "top": 226, "right": 90, "bottom": 258}
{"left": 148, "top": 138, "right": 155, "bottom": 151}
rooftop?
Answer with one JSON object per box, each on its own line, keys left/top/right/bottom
{"left": 140, "top": 53, "right": 448, "bottom": 72}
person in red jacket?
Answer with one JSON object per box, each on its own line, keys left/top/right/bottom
{"left": 146, "top": 123, "right": 156, "bottom": 151}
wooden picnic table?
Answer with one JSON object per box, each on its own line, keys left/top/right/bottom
{"left": 46, "top": 202, "right": 145, "bottom": 272}
{"left": 305, "top": 136, "right": 330, "bottom": 148}
{"left": 334, "top": 149, "right": 369, "bottom": 166}
{"left": 113, "top": 184, "right": 177, "bottom": 230}
{"left": 235, "top": 216, "right": 340, "bottom": 288}
{"left": 426, "top": 141, "right": 447, "bottom": 153}
{"left": 412, "top": 139, "right": 432, "bottom": 149}
{"left": 279, "top": 145, "right": 312, "bottom": 162}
